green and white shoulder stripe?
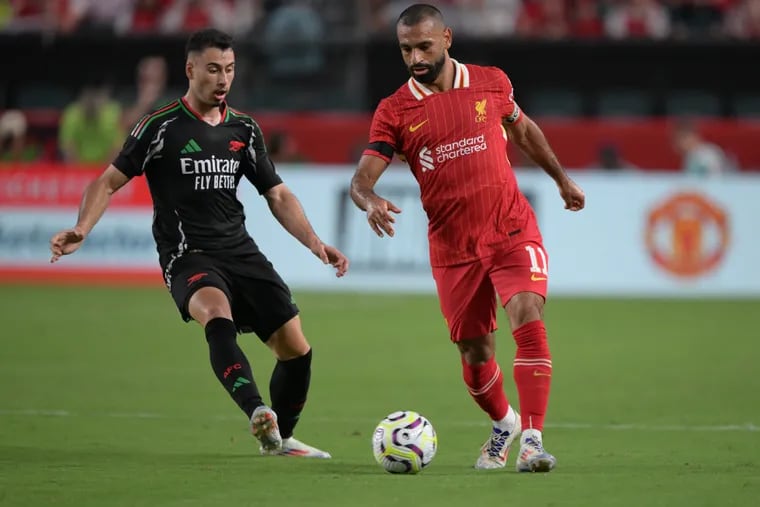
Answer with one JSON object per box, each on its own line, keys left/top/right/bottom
{"left": 130, "top": 100, "right": 181, "bottom": 139}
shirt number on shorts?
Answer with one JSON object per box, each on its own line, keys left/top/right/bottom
{"left": 525, "top": 245, "right": 548, "bottom": 275}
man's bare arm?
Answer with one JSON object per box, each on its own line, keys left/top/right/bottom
{"left": 264, "top": 183, "right": 349, "bottom": 275}
{"left": 264, "top": 183, "right": 322, "bottom": 250}
{"left": 50, "top": 165, "right": 131, "bottom": 262}
{"left": 350, "top": 154, "right": 390, "bottom": 211}
{"left": 350, "top": 155, "right": 401, "bottom": 237}
{"left": 504, "top": 115, "right": 585, "bottom": 211}
{"left": 504, "top": 115, "right": 567, "bottom": 185}
{"left": 76, "top": 165, "right": 131, "bottom": 235}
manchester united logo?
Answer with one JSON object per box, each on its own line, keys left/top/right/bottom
{"left": 644, "top": 193, "right": 729, "bottom": 278}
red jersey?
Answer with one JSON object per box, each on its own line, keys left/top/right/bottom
{"left": 364, "top": 60, "right": 541, "bottom": 267}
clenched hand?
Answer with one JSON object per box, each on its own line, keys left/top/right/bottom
{"left": 558, "top": 178, "right": 585, "bottom": 212}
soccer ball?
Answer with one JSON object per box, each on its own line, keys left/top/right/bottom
{"left": 372, "top": 411, "right": 437, "bottom": 474}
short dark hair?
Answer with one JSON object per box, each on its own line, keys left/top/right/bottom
{"left": 185, "top": 28, "right": 234, "bottom": 58}
{"left": 397, "top": 3, "right": 444, "bottom": 26}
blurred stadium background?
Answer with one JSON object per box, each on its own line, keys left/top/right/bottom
{"left": 1, "top": 1, "right": 759, "bottom": 506}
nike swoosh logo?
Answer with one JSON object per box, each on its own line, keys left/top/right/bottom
{"left": 409, "top": 120, "right": 428, "bottom": 132}
{"left": 533, "top": 370, "right": 552, "bottom": 377}
{"left": 531, "top": 274, "right": 547, "bottom": 281}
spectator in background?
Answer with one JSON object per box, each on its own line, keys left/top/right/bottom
{"left": 262, "top": 0, "right": 324, "bottom": 80}
{"left": 457, "top": 0, "right": 521, "bottom": 37}
{"left": 605, "top": 0, "right": 671, "bottom": 39}
{"left": 515, "top": 0, "right": 571, "bottom": 39}
{"left": 0, "top": 109, "right": 25, "bottom": 160}
{"left": 672, "top": 118, "right": 733, "bottom": 177}
{"left": 161, "top": 0, "right": 256, "bottom": 35}
{"left": 669, "top": 0, "right": 726, "bottom": 39}
{"left": 59, "top": 0, "right": 132, "bottom": 34}
{"left": 724, "top": 0, "right": 760, "bottom": 38}
{"left": 0, "top": 109, "right": 40, "bottom": 162}
{"left": 2, "top": 0, "right": 62, "bottom": 32}
{"left": 594, "top": 142, "right": 637, "bottom": 171}
{"left": 0, "top": 2, "right": 10, "bottom": 29}
{"left": 571, "top": 0, "right": 605, "bottom": 38}
{"left": 365, "top": 0, "right": 394, "bottom": 35}
{"left": 267, "top": 130, "right": 306, "bottom": 163}
{"left": 120, "top": 56, "right": 170, "bottom": 131}
{"left": 59, "top": 80, "right": 123, "bottom": 165}
{"left": 162, "top": 0, "right": 221, "bottom": 33}
{"left": 114, "top": 0, "right": 171, "bottom": 35}
{"left": 229, "top": 0, "right": 261, "bottom": 36}
{"left": 366, "top": 0, "right": 447, "bottom": 36}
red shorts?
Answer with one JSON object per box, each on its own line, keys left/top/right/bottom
{"left": 431, "top": 241, "right": 549, "bottom": 342}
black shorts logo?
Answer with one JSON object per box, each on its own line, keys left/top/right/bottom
{"left": 187, "top": 272, "right": 209, "bottom": 286}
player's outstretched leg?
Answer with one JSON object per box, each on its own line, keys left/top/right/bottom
{"left": 459, "top": 337, "right": 522, "bottom": 469}
{"left": 264, "top": 319, "right": 331, "bottom": 458}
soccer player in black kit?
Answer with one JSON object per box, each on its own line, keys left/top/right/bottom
{"left": 49, "top": 28, "right": 349, "bottom": 458}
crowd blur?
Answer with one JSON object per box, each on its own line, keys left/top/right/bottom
{"left": 0, "top": 0, "right": 755, "bottom": 173}
{"left": 373, "top": 0, "right": 760, "bottom": 40}
{"left": 1, "top": 0, "right": 758, "bottom": 40}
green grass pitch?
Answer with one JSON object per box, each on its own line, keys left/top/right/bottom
{"left": 1, "top": 285, "right": 759, "bottom": 506}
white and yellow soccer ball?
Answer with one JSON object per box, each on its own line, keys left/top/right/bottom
{"left": 372, "top": 411, "right": 438, "bottom": 474}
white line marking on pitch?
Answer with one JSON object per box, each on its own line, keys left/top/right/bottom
{"left": 0, "top": 409, "right": 757, "bottom": 433}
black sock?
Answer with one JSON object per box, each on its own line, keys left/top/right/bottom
{"left": 270, "top": 348, "right": 312, "bottom": 439}
{"left": 205, "top": 317, "right": 263, "bottom": 418}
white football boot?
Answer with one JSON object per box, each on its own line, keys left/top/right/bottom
{"left": 261, "top": 437, "right": 332, "bottom": 458}
{"left": 250, "top": 406, "right": 282, "bottom": 452}
{"left": 515, "top": 430, "right": 557, "bottom": 472}
{"left": 475, "top": 416, "right": 522, "bottom": 469}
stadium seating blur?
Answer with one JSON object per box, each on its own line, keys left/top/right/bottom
{"left": 1, "top": 0, "right": 758, "bottom": 171}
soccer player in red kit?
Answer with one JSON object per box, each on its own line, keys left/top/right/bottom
{"left": 350, "top": 4, "right": 585, "bottom": 472}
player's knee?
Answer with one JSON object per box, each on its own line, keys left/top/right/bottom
{"left": 505, "top": 292, "right": 544, "bottom": 329}
{"left": 192, "top": 305, "right": 231, "bottom": 327}
{"left": 188, "top": 287, "right": 232, "bottom": 326}
{"left": 457, "top": 333, "right": 495, "bottom": 365}
{"left": 267, "top": 316, "right": 310, "bottom": 360}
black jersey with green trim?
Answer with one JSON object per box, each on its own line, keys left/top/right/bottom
{"left": 113, "top": 98, "right": 282, "bottom": 267}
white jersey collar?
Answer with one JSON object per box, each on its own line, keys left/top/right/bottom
{"left": 407, "top": 59, "right": 470, "bottom": 100}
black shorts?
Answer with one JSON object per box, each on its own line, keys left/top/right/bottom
{"left": 163, "top": 250, "right": 299, "bottom": 341}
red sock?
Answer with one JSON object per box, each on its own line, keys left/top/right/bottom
{"left": 461, "top": 355, "right": 509, "bottom": 421}
{"left": 512, "top": 320, "right": 552, "bottom": 431}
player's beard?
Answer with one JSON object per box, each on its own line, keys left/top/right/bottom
{"left": 409, "top": 54, "right": 446, "bottom": 85}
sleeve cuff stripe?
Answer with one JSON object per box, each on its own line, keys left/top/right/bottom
{"left": 362, "top": 149, "right": 392, "bottom": 163}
